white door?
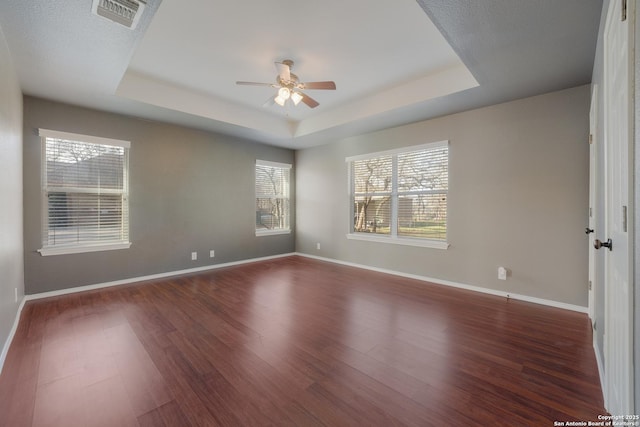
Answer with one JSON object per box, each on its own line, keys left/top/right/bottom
{"left": 588, "top": 85, "right": 597, "bottom": 323}
{"left": 602, "top": 0, "right": 634, "bottom": 415}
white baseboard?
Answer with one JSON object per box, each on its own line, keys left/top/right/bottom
{"left": 22, "top": 252, "right": 588, "bottom": 313}
{"left": 295, "top": 252, "right": 588, "bottom": 313}
{"left": 593, "top": 333, "right": 606, "bottom": 407}
{"left": 25, "top": 252, "right": 296, "bottom": 302}
{"left": 0, "top": 297, "right": 26, "bottom": 375}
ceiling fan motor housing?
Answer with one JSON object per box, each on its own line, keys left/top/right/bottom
{"left": 277, "top": 73, "right": 299, "bottom": 89}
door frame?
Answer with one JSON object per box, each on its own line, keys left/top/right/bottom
{"left": 588, "top": 84, "right": 598, "bottom": 323}
{"left": 601, "top": 0, "right": 635, "bottom": 414}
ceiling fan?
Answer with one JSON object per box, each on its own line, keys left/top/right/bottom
{"left": 236, "top": 59, "right": 336, "bottom": 109}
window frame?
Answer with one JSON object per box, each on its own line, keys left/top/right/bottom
{"left": 255, "top": 159, "right": 292, "bottom": 236}
{"left": 38, "top": 129, "right": 132, "bottom": 256}
{"left": 346, "top": 141, "right": 449, "bottom": 250}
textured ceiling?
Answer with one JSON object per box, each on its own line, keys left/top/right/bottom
{"left": 0, "top": 0, "right": 603, "bottom": 149}
{"left": 418, "top": 0, "right": 601, "bottom": 98}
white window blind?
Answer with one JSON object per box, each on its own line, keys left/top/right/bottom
{"left": 255, "top": 160, "right": 291, "bottom": 235}
{"left": 39, "top": 129, "right": 131, "bottom": 255}
{"left": 348, "top": 141, "right": 448, "bottom": 247}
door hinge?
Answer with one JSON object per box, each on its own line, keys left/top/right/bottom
{"left": 589, "top": 207, "right": 593, "bottom": 218}
{"left": 589, "top": 280, "right": 592, "bottom": 291}
{"left": 623, "top": 205, "right": 627, "bottom": 232}
{"left": 622, "top": 0, "right": 627, "bottom": 21}
{"left": 589, "top": 133, "right": 593, "bottom": 144}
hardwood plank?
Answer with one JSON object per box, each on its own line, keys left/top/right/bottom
{"left": 0, "top": 256, "right": 606, "bottom": 426}
{"left": 106, "top": 322, "right": 173, "bottom": 416}
{"left": 32, "top": 374, "right": 86, "bottom": 427}
{"left": 82, "top": 375, "right": 139, "bottom": 427}
{"left": 137, "top": 400, "right": 191, "bottom": 427}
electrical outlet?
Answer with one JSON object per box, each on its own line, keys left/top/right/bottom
{"left": 316, "top": 242, "right": 321, "bottom": 250}
{"left": 210, "top": 250, "right": 215, "bottom": 258}
{"left": 498, "top": 266, "right": 508, "bottom": 280}
{"left": 191, "top": 252, "right": 197, "bottom": 261}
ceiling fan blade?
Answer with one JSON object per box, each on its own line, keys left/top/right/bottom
{"left": 300, "top": 92, "right": 319, "bottom": 108}
{"left": 275, "top": 61, "right": 291, "bottom": 82}
{"left": 236, "top": 81, "right": 275, "bottom": 87}
{"left": 301, "top": 81, "right": 336, "bottom": 90}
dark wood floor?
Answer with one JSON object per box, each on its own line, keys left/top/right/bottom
{"left": 0, "top": 256, "right": 605, "bottom": 426}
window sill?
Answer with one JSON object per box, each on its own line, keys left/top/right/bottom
{"left": 38, "top": 242, "right": 132, "bottom": 256}
{"left": 346, "top": 233, "right": 449, "bottom": 249}
{"left": 256, "top": 229, "right": 291, "bottom": 237}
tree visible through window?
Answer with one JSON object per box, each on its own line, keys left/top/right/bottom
{"left": 353, "top": 156, "right": 392, "bottom": 235}
{"left": 39, "top": 129, "right": 130, "bottom": 255}
{"left": 255, "top": 160, "right": 291, "bottom": 234}
{"left": 348, "top": 141, "right": 448, "bottom": 242}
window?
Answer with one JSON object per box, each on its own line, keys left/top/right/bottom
{"left": 347, "top": 141, "right": 449, "bottom": 249}
{"left": 255, "top": 160, "right": 291, "bottom": 235}
{"left": 38, "top": 129, "right": 131, "bottom": 256}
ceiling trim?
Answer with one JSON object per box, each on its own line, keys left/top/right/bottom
{"left": 117, "top": 70, "right": 295, "bottom": 137}
{"left": 117, "top": 62, "right": 478, "bottom": 140}
{"left": 295, "top": 62, "right": 478, "bottom": 138}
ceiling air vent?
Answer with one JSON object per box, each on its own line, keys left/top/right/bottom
{"left": 92, "top": 0, "right": 146, "bottom": 30}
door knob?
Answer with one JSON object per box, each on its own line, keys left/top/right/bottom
{"left": 585, "top": 227, "right": 594, "bottom": 234}
{"left": 594, "top": 238, "right": 613, "bottom": 251}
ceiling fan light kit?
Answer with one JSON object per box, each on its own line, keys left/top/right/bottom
{"left": 236, "top": 59, "right": 336, "bottom": 109}
{"left": 290, "top": 91, "right": 303, "bottom": 106}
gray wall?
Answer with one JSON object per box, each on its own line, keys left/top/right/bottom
{"left": 296, "top": 85, "right": 591, "bottom": 307}
{"left": 23, "top": 97, "right": 295, "bottom": 294}
{"left": 0, "top": 25, "right": 24, "bottom": 363}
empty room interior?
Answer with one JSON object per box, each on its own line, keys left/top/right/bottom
{"left": 0, "top": 0, "right": 638, "bottom": 425}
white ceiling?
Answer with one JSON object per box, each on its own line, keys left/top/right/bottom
{"left": 0, "top": 0, "right": 602, "bottom": 149}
